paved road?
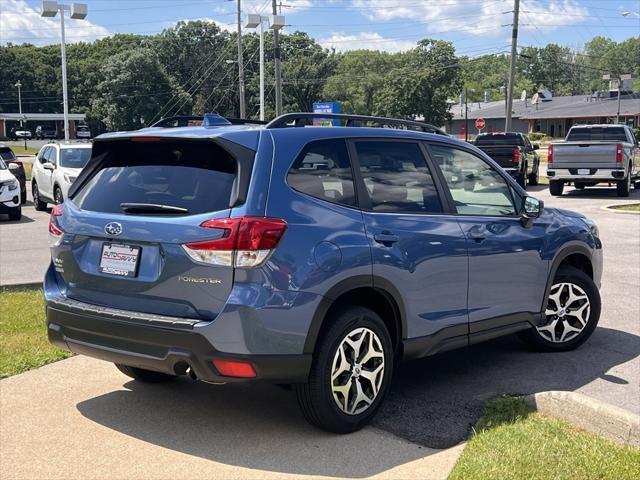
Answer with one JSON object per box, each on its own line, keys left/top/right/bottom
{"left": 1, "top": 180, "right": 639, "bottom": 455}
{"left": 0, "top": 178, "right": 51, "bottom": 286}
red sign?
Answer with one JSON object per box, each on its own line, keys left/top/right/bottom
{"left": 475, "top": 118, "right": 486, "bottom": 130}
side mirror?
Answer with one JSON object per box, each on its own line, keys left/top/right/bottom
{"left": 521, "top": 196, "right": 543, "bottom": 227}
{"left": 533, "top": 144, "right": 540, "bottom": 150}
{"left": 43, "top": 163, "right": 55, "bottom": 171}
{"left": 8, "top": 163, "right": 19, "bottom": 171}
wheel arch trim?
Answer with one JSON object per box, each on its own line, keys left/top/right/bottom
{"left": 542, "top": 243, "right": 594, "bottom": 313}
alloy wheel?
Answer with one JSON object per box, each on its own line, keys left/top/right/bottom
{"left": 537, "top": 282, "right": 591, "bottom": 343}
{"left": 331, "top": 327, "right": 385, "bottom": 415}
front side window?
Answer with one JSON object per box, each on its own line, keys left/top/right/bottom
{"left": 429, "top": 144, "right": 516, "bottom": 216}
{"left": 287, "top": 139, "right": 356, "bottom": 206}
{"left": 355, "top": 141, "right": 442, "bottom": 213}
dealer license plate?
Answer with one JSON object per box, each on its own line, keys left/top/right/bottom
{"left": 99, "top": 243, "right": 141, "bottom": 277}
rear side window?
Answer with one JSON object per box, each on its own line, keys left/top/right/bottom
{"left": 73, "top": 141, "right": 237, "bottom": 215}
{"left": 355, "top": 141, "right": 442, "bottom": 213}
{"left": 287, "top": 139, "right": 356, "bottom": 206}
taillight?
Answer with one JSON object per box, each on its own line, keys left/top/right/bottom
{"left": 616, "top": 144, "right": 623, "bottom": 163}
{"left": 182, "top": 216, "right": 287, "bottom": 268}
{"left": 547, "top": 145, "right": 553, "bottom": 165}
{"left": 212, "top": 359, "right": 256, "bottom": 378}
{"left": 48, "top": 204, "right": 64, "bottom": 247}
{"left": 513, "top": 148, "right": 520, "bottom": 163}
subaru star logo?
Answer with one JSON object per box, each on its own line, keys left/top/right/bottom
{"left": 104, "top": 222, "right": 123, "bottom": 236}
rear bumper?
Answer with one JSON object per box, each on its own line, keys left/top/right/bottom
{"left": 47, "top": 302, "right": 312, "bottom": 383}
{"left": 547, "top": 168, "right": 626, "bottom": 181}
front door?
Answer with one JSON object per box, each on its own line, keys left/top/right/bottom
{"left": 351, "top": 139, "right": 469, "bottom": 342}
{"left": 427, "top": 143, "right": 549, "bottom": 332}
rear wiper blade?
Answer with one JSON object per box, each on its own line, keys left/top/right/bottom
{"left": 120, "top": 202, "right": 189, "bottom": 214}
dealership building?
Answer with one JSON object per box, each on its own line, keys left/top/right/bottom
{"left": 0, "top": 112, "right": 86, "bottom": 139}
{"left": 446, "top": 89, "right": 640, "bottom": 139}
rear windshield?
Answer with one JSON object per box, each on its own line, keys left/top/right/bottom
{"left": 475, "top": 134, "right": 524, "bottom": 146}
{"left": 72, "top": 141, "right": 237, "bottom": 215}
{"left": 60, "top": 148, "right": 91, "bottom": 168}
{"left": 77, "top": 126, "right": 89, "bottom": 132}
{"left": 0, "top": 148, "right": 16, "bottom": 161}
{"left": 566, "top": 127, "right": 627, "bottom": 142}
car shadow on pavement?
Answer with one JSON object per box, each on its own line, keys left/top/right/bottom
{"left": 1, "top": 213, "right": 35, "bottom": 224}
{"left": 373, "top": 326, "right": 640, "bottom": 448}
{"left": 76, "top": 375, "right": 432, "bottom": 478}
{"left": 77, "top": 326, "right": 638, "bottom": 475}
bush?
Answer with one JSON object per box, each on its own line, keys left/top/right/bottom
{"left": 528, "top": 132, "right": 548, "bottom": 142}
{"left": 632, "top": 127, "right": 639, "bottom": 140}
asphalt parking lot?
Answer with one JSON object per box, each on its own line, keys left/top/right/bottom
{"left": 1, "top": 180, "right": 639, "bottom": 477}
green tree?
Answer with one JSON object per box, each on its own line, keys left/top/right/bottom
{"left": 90, "top": 48, "right": 189, "bottom": 131}
{"left": 372, "top": 39, "right": 462, "bottom": 126}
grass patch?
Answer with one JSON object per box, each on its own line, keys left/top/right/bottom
{"left": 0, "top": 290, "right": 72, "bottom": 378}
{"left": 13, "top": 146, "right": 39, "bottom": 155}
{"left": 450, "top": 396, "right": 640, "bottom": 480}
{"left": 609, "top": 203, "right": 640, "bottom": 212}
{"left": 23, "top": 161, "right": 32, "bottom": 181}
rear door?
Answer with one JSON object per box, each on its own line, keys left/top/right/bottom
{"left": 54, "top": 139, "right": 248, "bottom": 320}
{"left": 427, "top": 143, "right": 549, "bottom": 331}
{"left": 351, "top": 139, "right": 469, "bottom": 342}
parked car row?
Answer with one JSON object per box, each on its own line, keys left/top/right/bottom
{"left": 7, "top": 125, "right": 91, "bottom": 140}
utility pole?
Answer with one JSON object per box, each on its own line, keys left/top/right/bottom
{"left": 272, "top": 0, "right": 283, "bottom": 116}
{"left": 505, "top": 0, "right": 520, "bottom": 132}
{"left": 14, "top": 81, "right": 22, "bottom": 126}
{"left": 236, "top": 0, "right": 246, "bottom": 119}
{"left": 464, "top": 88, "right": 469, "bottom": 142}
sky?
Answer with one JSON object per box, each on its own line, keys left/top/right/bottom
{"left": 0, "top": 0, "right": 639, "bottom": 57}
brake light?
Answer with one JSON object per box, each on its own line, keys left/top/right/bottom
{"left": 548, "top": 145, "right": 553, "bottom": 165}
{"left": 182, "top": 216, "right": 287, "bottom": 268}
{"left": 48, "top": 204, "right": 64, "bottom": 246}
{"left": 616, "top": 144, "right": 623, "bottom": 163}
{"left": 513, "top": 148, "right": 520, "bottom": 163}
{"left": 212, "top": 359, "right": 256, "bottom": 378}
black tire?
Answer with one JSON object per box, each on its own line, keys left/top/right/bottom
{"left": 528, "top": 164, "right": 539, "bottom": 186}
{"left": 516, "top": 172, "right": 527, "bottom": 189}
{"left": 549, "top": 179, "right": 564, "bottom": 196}
{"left": 8, "top": 206, "right": 21, "bottom": 221}
{"left": 21, "top": 190, "right": 27, "bottom": 204}
{"left": 518, "top": 266, "right": 600, "bottom": 352}
{"left": 54, "top": 186, "right": 64, "bottom": 205}
{"left": 616, "top": 171, "right": 631, "bottom": 197}
{"left": 574, "top": 183, "right": 585, "bottom": 190}
{"left": 32, "top": 182, "right": 47, "bottom": 211}
{"left": 295, "top": 306, "right": 394, "bottom": 433}
{"left": 115, "top": 364, "right": 176, "bottom": 383}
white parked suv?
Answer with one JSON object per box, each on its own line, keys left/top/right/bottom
{"left": 0, "top": 157, "right": 22, "bottom": 220}
{"left": 32, "top": 142, "right": 92, "bottom": 209}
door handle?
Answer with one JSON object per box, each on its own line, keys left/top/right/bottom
{"left": 466, "top": 226, "right": 486, "bottom": 243}
{"left": 374, "top": 232, "right": 399, "bottom": 246}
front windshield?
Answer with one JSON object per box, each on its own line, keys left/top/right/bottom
{"left": 60, "top": 148, "right": 91, "bottom": 168}
{"left": 0, "top": 149, "right": 16, "bottom": 161}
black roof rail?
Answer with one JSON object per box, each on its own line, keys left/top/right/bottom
{"left": 265, "top": 112, "right": 448, "bottom": 135}
{"left": 225, "top": 117, "right": 268, "bottom": 126}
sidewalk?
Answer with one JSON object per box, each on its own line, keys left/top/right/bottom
{"left": 0, "top": 356, "right": 465, "bottom": 480}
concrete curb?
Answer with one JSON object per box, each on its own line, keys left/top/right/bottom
{"left": 600, "top": 203, "right": 640, "bottom": 215}
{"left": 1, "top": 282, "right": 42, "bottom": 292}
{"left": 525, "top": 391, "right": 640, "bottom": 447}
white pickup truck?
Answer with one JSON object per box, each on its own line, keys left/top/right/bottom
{"left": 547, "top": 124, "right": 639, "bottom": 197}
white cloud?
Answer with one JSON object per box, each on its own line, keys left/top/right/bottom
{"left": 351, "top": 0, "right": 588, "bottom": 36}
{"left": 0, "top": 0, "right": 111, "bottom": 45}
{"left": 319, "top": 31, "right": 415, "bottom": 52}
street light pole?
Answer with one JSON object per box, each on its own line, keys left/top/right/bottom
{"left": 236, "top": 0, "right": 246, "bottom": 119}
{"left": 464, "top": 88, "right": 468, "bottom": 142}
{"left": 259, "top": 20, "right": 265, "bottom": 121}
{"left": 272, "top": 0, "right": 283, "bottom": 116}
{"left": 41, "top": 1, "right": 87, "bottom": 141}
{"left": 505, "top": 0, "right": 520, "bottom": 132}
{"left": 14, "top": 81, "right": 22, "bottom": 126}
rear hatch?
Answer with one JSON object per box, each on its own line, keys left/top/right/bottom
{"left": 476, "top": 145, "right": 521, "bottom": 168}
{"left": 552, "top": 143, "right": 618, "bottom": 168}
{"left": 52, "top": 138, "right": 250, "bottom": 321}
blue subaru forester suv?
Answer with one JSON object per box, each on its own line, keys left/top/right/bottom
{"left": 45, "top": 113, "right": 602, "bottom": 433}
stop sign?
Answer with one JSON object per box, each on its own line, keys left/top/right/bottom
{"left": 475, "top": 118, "right": 486, "bottom": 130}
